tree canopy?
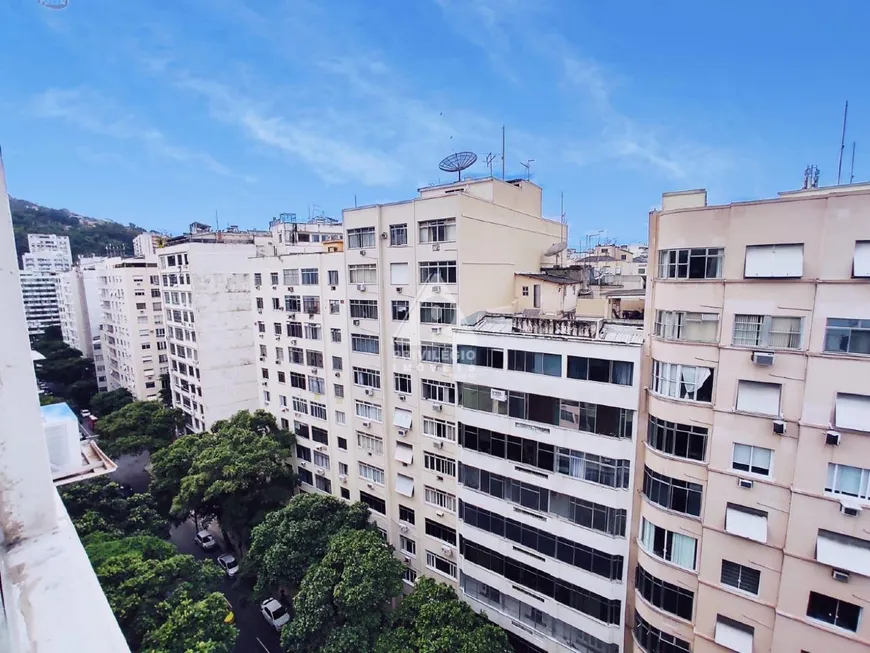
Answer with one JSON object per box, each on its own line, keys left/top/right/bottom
{"left": 281, "top": 528, "right": 404, "bottom": 653}
{"left": 374, "top": 578, "right": 512, "bottom": 653}
{"left": 246, "top": 493, "right": 370, "bottom": 596}
{"left": 89, "top": 387, "right": 134, "bottom": 417}
{"left": 95, "top": 400, "right": 185, "bottom": 457}
{"left": 59, "top": 477, "right": 168, "bottom": 539}
{"left": 149, "top": 430, "right": 208, "bottom": 518}
{"left": 141, "top": 592, "right": 237, "bottom": 653}
{"left": 33, "top": 326, "right": 96, "bottom": 410}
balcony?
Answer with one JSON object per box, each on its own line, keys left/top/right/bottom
{"left": 511, "top": 315, "right": 600, "bottom": 338}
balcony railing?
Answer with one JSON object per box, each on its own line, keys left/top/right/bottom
{"left": 511, "top": 315, "right": 600, "bottom": 338}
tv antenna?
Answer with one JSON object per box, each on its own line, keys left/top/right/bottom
{"left": 520, "top": 159, "right": 535, "bottom": 180}
{"left": 38, "top": 0, "right": 68, "bottom": 7}
{"left": 485, "top": 153, "right": 496, "bottom": 177}
{"left": 439, "top": 152, "right": 478, "bottom": 181}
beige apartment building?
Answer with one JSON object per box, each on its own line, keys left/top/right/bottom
{"left": 631, "top": 184, "right": 870, "bottom": 653}
{"left": 98, "top": 258, "right": 168, "bottom": 401}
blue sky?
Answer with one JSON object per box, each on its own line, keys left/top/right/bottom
{"left": 1, "top": 0, "right": 868, "bottom": 244}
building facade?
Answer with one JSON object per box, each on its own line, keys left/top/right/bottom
{"left": 57, "top": 267, "right": 92, "bottom": 356}
{"left": 22, "top": 233, "right": 73, "bottom": 273}
{"left": 632, "top": 185, "right": 870, "bottom": 653}
{"left": 20, "top": 270, "right": 61, "bottom": 338}
{"left": 98, "top": 259, "right": 167, "bottom": 401}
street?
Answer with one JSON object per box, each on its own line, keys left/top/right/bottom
{"left": 111, "top": 454, "right": 283, "bottom": 653}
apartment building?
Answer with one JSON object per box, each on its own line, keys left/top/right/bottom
{"left": 22, "top": 233, "right": 72, "bottom": 272}
{"left": 158, "top": 227, "right": 265, "bottom": 431}
{"left": 20, "top": 270, "right": 61, "bottom": 338}
{"left": 98, "top": 259, "right": 167, "bottom": 401}
{"left": 454, "top": 312, "right": 642, "bottom": 653}
{"left": 57, "top": 267, "right": 92, "bottom": 356}
{"left": 133, "top": 231, "right": 162, "bottom": 259}
{"left": 632, "top": 185, "right": 870, "bottom": 653}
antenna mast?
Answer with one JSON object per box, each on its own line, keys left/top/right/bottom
{"left": 850, "top": 142, "right": 857, "bottom": 184}
{"left": 520, "top": 159, "right": 534, "bottom": 180}
{"left": 501, "top": 125, "right": 505, "bottom": 180}
{"left": 837, "top": 100, "right": 849, "bottom": 185}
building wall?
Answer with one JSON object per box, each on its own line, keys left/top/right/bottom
{"left": 20, "top": 271, "right": 60, "bottom": 338}
{"left": 22, "top": 234, "right": 72, "bottom": 273}
{"left": 58, "top": 268, "right": 92, "bottom": 356}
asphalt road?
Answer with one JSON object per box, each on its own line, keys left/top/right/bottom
{"left": 111, "top": 453, "right": 283, "bottom": 653}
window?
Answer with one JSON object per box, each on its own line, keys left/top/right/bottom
{"left": 270, "top": 272, "right": 280, "bottom": 286}
{"left": 271, "top": 297, "right": 280, "bottom": 311}
{"left": 732, "top": 443, "right": 772, "bottom": 476}
{"left": 391, "top": 300, "right": 409, "bottom": 321}
{"left": 420, "top": 341, "right": 452, "bottom": 364}
{"left": 507, "top": 350, "right": 561, "bottom": 376}
{"left": 835, "top": 393, "right": 870, "bottom": 431}
{"left": 294, "top": 421, "right": 309, "bottom": 439}
{"left": 394, "top": 372, "right": 412, "bottom": 394}
{"left": 394, "top": 408, "right": 412, "bottom": 430}
{"left": 306, "top": 350, "right": 324, "bottom": 368}
{"left": 337, "top": 436, "right": 347, "bottom": 450}
{"left": 315, "top": 476, "right": 332, "bottom": 493}
{"left": 359, "top": 490, "right": 386, "bottom": 514}
{"left": 298, "top": 468, "right": 313, "bottom": 485}
{"left": 395, "top": 472, "right": 414, "bottom": 497}
{"left": 426, "top": 550, "right": 456, "bottom": 578}
{"left": 736, "top": 380, "right": 781, "bottom": 416}
{"left": 355, "top": 400, "right": 383, "bottom": 422}
{"left": 643, "top": 467, "right": 703, "bottom": 516}
{"left": 283, "top": 269, "right": 300, "bottom": 286}
{"left": 419, "top": 302, "right": 456, "bottom": 325}
{"left": 310, "top": 402, "right": 327, "bottom": 420}
{"left": 303, "top": 297, "right": 320, "bottom": 314}
{"left": 347, "top": 227, "right": 375, "bottom": 249}
{"left": 744, "top": 244, "right": 803, "bottom": 278}
{"left": 714, "top": 616, "right": 754, "bottom": 653}
{"left": 557, "top": 449, "right": 630, "bottom": 488}
{"left": 329, "top": 299, "right": 340, "bottom": 314}
{"left": 658, "top": 247, "right": 723, "bottom": 279}
{"left": 394, "top": 337, "right": 411, "bottom": 358}
{"left": 356, "top": 432, "right": 384, "bottom": 455}
{"left": 359, "top": 462, "right": 385, "bottom": 485}
{"left": 351, "top": 334, "right": 379, "bottom": 354}
{"left": 720, "top": 560, "right": 760, "bottom": 594}
{"left": 330, "top": 328, "right": 341, "bottom": 343}
{"left": 286, "top": 322, "right": 302, "bottom": 338}
{"left": 308, "top": 376, "right": 325, "bottom": 394}
{"left": 277, "top": 371, "right": 286, "bottom": 384}
{"left": 640, "top": 518, "right": 697, "bottom": 570}
{"left": 353, "top": 367, "right": 381, "bottom": 389}
{"left": 350, "top": 299, "right": 378, "bottom": 320}
{"left": 399, "top": 505, "right": 415, "bottom": 524}
{"left": 289, "top": 347, "right": 304, "bottom": 364}
{"left": 332, "top": 355, "right": 343, "bottom": 370}
{"left": 327, "top": 270, "right": 339, "bottom": 286}
{"left": 289, "top": 373, "right": 305, "bottom": 390}
{"left": 647, "top": 416, "right": 708, "bottom": 461}
{"left": 390, "top": 262, "right": 409, "bottom": 285}
{"left": 651, "top": 360, "right": 714, "bottom": 402}
{"left": 456, "top": 345, "right": 504, "bottom": 368}
{"left": 635, "top": 565, "right": 694, "bottom": 620}
{"left": 419, "top": 218, "right": 456, "bottom": 243}
{"left": 402, "top": 567, "right": 417, "bottom": 585}
{"left": 348, "top": 264, "right": 377, "bottom": 284}
{"left": 725, "top": 504, "right": 768, "bottom": 543}
{"left": 424, "top": 452, "right": 456, "bottom": 476}
{"left": 390, "top": 224, "right": 408, "bottom": 246}
{"left": 334, "top": 384, "right": 344, "bottom": 398}
{"left": 816, "top": 530, "right": 870, "bottom": 576}
{"left": 301, "top": 268, "right": 318, "bottom": 285}
{"left": 655, "top": 310, "right": 720, "bottom": 343}
{"left": 423, "top": 417, "right": 455, "bottom": 441}
{"left": 425, "top": 519, "right": 457, "bottom": 546}
{"left": 313, "top": 451, "right": 330, "bottom": 469}
{"left": 567, "top": 356, "right": 633, "bottom": 385}
{"left": 825, "top": 318, "right": 870, "bottom": 355}
{"left": 733, "top": 314, "right": 801, "bottom": 349}
{"left": 424, "top": 486, "right": 456, "bottom": 512}
{"left": 304, "top": 323, "right": 321, "bottom": 340}
{"left": 634, "top": 613, "right": 691, "bottom": 653}
{"left": 521, "top": 285, "right": 529, "bottom": 296}
{"left": 826, "top": 462, "right": 870, "bottom": 501}
{"left": 854, "top": 241, "right": 870, "bottom": 277}
{"left": 284, "top": 295, "right": 301, "bottom": 313}
{"left": 419, "top": 260, "right": 457, "bottom": 284}
{"left": 261, "top": 368, "right": 270, "bottom": 380}
{"left": 399, "top": 535, "right": 416, "bottom": 556}
{"left": 807, "top": 591, "right": 862, "bottom": 632}
{"left": 340, "top": 487, "right": 350, "bottom": 500}
{"left": 422, "top": 379, "right": 455, "bottom": 403}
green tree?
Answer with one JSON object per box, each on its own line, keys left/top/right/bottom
{"left": 211, "top": 408, "right": 287, "bottom": 437}
{"left": 32, "top": 326, "right": 97, "bottom": 409}
{"left": 374, "top": 577, "right": 512, "bottom": 653}
{"left": 95, "top": 400, "right": 185, "bottom": 457}
{"left": 281, "top": 529, "right": 404, "bottom": 653}
{"left": 90, "top": 387, "right": 134, "bottom": 417}
{"left": 149, "top": 431, "right": 209, "bottom": 518}
{"left": 83, "top": 532, "right": 175, "bottom": 568}
{"left": 170, "top": 415, "right": 296, "bottom": 550}
{"left": 59, "top": 477, "right": 168, "bottom": 539}
{"left": 246, "top": 494, "right": 370, "bottom": 596}
{"left": 141, "top": 592, "right": 238, "bottom": 653}
{"left": 39, "top": 393, "right": 63, "bottom": 406}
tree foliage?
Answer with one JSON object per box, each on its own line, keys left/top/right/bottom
{"left": 281, "top": 529, "right": 404, "bottom": 653}
{"left": 33, "top": 327, "right": 96, "bottom": 409}
{"left": 246, "top": 494, "right": 370, "bottom": 596}
{"left": 90, "top": 387, "right": 134, "bottom": 417}
{"left": 149, "top": 430, "right": 208, "bottom": 518}
{"left": 95, "top": 400, "right": 185, "bottom": 457}
{"left": 59, "top": 477, "right": 168, "bottom": 539}
{"left": 141, "top": 592, "right": 238, "bottom": 653}
{"left": 374, "top": 578, "right": 512, "bottom": 653}
{"left": 158, "top": 372, "right": 172, "bottom": 407}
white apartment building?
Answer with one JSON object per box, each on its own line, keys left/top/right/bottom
{"left": 133, "top": 232, "right": 162, "bottom": 259}
{"left": 20, "top": 270, "right": 61, "bottom": 338}
{"left": 57, "top": 267, "right": 92, "bottom": 356}
{"left": 22, "top": 233, "right": 72, "bottom": 272}
{"left": 454, "top": 313, "right": 641, "bottom": 653}
{"left": 98, "top": 259, "right": 167, "bottom": 401}
{"left": 158, "top": 228, "right": 266, "bottom": 431}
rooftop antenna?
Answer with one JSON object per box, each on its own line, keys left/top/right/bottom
{"left": 438, "top": 152, "right": 478, "bottom": 182}
{"left": 215, "top": 209, "right": 219, "bottom": 232}
{"left": 802, "top": 165, "right": 820, "bottom": 189}
{"left": 485, "top": 153, "right": 496, "bottom": 177}
{"left": 501, "top": 125, "right": 506, "bottom": 180}
{"left": 520, "top": 159, "right": 534, "bottom": 180}
{"left": 850, "top": 142, "right": 857, "bottom": 184}
{"left": 837, "top": 100, "right": 849, "bottom": 185}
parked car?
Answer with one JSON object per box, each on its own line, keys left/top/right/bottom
{"left": 194, "top": 530, "right": 217, "bottom": 550}
{"left": 217, "top": 553, "right": 239, "bottom": 577}
{"left": 260, "top": 598, "right": 290, "bottom": 631}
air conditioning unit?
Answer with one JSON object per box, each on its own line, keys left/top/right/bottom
{"left": 287, "top": 313, "right": 296, "bottom": 319}
{"left": 339, "top": 474, "right": 347, "bottom": 483}
{"left": 432, "top": 404, "right": 443, "bottom": 412}
{"left": 366, "top": 482, "right": 374, "bottom": 489}
{"left": 738, "top": 478, "right": 753, "bottom": 489}
{"left": 432, "top": 286, "right": 441, "bottom": 293}
{"left": 365, "top": 388, "right": 374, "bottom": 396}
{"left": 259, "top": 356, "right": 266, "bottom": 361}
{"left": 353, "top": 319, "right": 361, "bottom": 326}
{"left": 360, "top": 250, "right": 367, "bottom": 256}
{"left": 281, "top": 407, "right": 288, "bottom": 412}
{"left": 257, "top": 308, "right": 263, "bottom": 314}
{"left": 826, "top": 430, "right": 841, "bottom": 446}
{"left": 357, "top": 284, "right": 367, "bottom": 291}
{"left": 833, "top": 569, "right": 850, "bottom": 583}
{"left": 431, "top": 326, "right": 441, "bottom": 334}
{"left": 381, "top": 232, "right": 389, "bottom": 239}
{"left": 299, "top": 461, "right": 308, "bottom": 468}
{"left": 397, "top": 429, "right": 407, "bottom": 437}
{"left": 751, "top": 351, "right": 775, "bottom": 366}
{"left": 315, "top": 468, "right": 326, "bottom": 476}
{"left": 399, "top": 523, "right": 409, "bottom": 532}
{"left": 288, "top": 287, "right": 294, "bottom": 292}
{"left": 255, "top": 285, "right": 261, "bottom": 290}
{"left": 331, "top": 285, "right": 336, "bottom": 291}
{"left": 399, "top": 394, "right": 406, "bottom": 401}
{"left": 290, "top": 339, "right": 297, "bottom": 345}
{"left": 311, "top": 367, "right": 318, "bottom": 374}
{"left": 397, "top": 287, "right": 403, "bottom": 294}
{"left": 335, "top": 372, "right": 341, "bottom": 378}
{"left": 441, "top": 545, "right": 452, "bottom": 556}
{"left": 275, "top": 360, "right": 281, "bottom": 365}
{"left": 362, "top": 420, "right": 371, "bottom": 428}
{"left": 315, "top": 444, "right": 326, "bottom": 451}
{"left": 308, "top": 312, "right": 315, "bottom": 319}
{"left": 433, "top": 441, "right": 443, "bottom": 449}
{"left": 403, "top": 556, "right": 411, "bottom": 563}
{"left": 276, "top": 334, "right": 282, "bottom": 340}
{"left": 258, "top": 333, "right": 264, "bottom": 339}
{"left": 272, "top": 285, "right": 278, "bottom": 290}
{"left": 436, "top": 510, "right": 445, "bottom": 518}
{"left": 432, "top": 243, "right": 440, "bottom": 251}
{"left": 772, "top": 420, "right": 786, "bottom": 435}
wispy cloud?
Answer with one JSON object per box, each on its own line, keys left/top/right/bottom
{"left": 30, "top": 88, "right": 252, "bottom": 181}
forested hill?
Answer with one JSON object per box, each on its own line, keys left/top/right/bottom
{"left": 10, "top": 197, "right": 143, "bottom": 266}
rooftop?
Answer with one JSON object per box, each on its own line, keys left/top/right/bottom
{"left": 458, "top": 311, "right": 643, "bottom": 345}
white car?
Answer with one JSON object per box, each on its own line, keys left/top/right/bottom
{"left": 217, "top": 553, "right": 239, "bottom": 577}
{"left": 194, "top": 530, "right": 217, "bottom": 550}
{"left": 260, "top": 598, "right": 290, "bottom": 631}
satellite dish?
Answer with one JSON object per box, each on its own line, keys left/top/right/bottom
{"left": 439, "top": 152, "right": 478, "bottom": 181}
{"left": 544, "top": 242, "right": 568, "bottom": 256}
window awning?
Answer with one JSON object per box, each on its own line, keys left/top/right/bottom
{"left": 714, "top": 617, "right": 753, "bottom": 653}
{"left": 817, "top": 530, "right": 870, "bottom": 576}
{"left": 394, "top": 408, "right": 412, "bottom": 430}
{"left": 396, "top": 473, "right": 414, "bottom": 497}
{"left": 395, "top": 443, "right": 414, "bottom": 464}
{"left": 835, "top": 393, "right": 870, "bottom": 432}
{"left": 854, "top": 242, "right": 870, "bottom": 277}
{"left": 725, "top": 505, "right": 767, "bottom": 543}
{"left": 736, "top": 380, "right": 781, "bottom": 416}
